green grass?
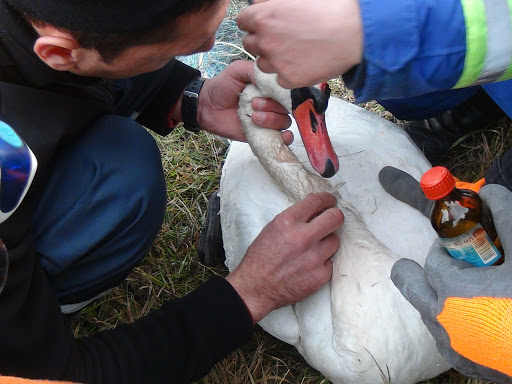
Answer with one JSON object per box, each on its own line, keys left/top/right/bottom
{"left": 72, "top": 1, "right": 512, "bottom": 382}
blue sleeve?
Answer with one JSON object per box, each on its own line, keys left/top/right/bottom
{"left": 345, "top": 0, "right": 466, "bottom": 102}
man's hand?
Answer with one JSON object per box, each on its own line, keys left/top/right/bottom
{"left": 237, "top": 0, "right": 363, "bottom": 89}
{"left": 391, "top": 184, "right": 512, "bottom": 383}
{"left": 197, "top": 60, "right": 292, "bottom": 143}
{"left": 226, "top": 192, "right": 343, "bottom": 323}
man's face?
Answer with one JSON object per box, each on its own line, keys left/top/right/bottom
{"left": 71, "top": 0, "right": 229, "bottom": 78}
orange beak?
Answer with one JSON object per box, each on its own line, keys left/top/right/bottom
{"left": 291, "top": 83, "right": 339, "bottom": 178}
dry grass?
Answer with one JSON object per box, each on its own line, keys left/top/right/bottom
{"left": 72, "top": 2, "right": 512, "bottom": 383}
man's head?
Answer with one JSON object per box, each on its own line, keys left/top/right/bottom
{"left": 6, "top": 0, "right": 229, "bottom": 78}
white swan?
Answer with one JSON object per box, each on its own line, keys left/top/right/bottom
{"left": 219, "top": 64, "right": 452, "bottom": 384}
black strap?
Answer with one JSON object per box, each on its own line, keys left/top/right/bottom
{"left": 181, "top": 77, "right": 205, "bottom": 133}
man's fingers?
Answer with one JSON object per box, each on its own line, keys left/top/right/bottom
{"left": 287, "top": 193, "right": 338, "bottom": 222}
{"left": 237, "top": 9, "right": 257, "bottom": 34}
{"left": 319, "top": 256, "right": 334, "bottom": 283}
{"left": 308, "top": 206, "right": 344, "bottom": 242}
{"left": 237, "top": 0, "right": 269, "bottom": 32}
{"left": 391, "top": 258, "right": 439, "bottom": 320}
{"left": 241, "top": 34, "right": 261, "bottom": 56}
{"left": 318, "top": 233, "right": 341, "bottom": 261}
{"left": 281, "top": 130, "right": 294, "bottom": 146}
{"left": 255, "top": 57, "right": 277, "bottom": 75}
{"left": 252, "top": 97, "right": 289, "bottom": 114}
{"left": 224, "top": 59, "right": 255, "bottom": 85}
{"left": 236, "top": 8, "right": 251, "bottom": 31}
{"left": 251, "top": 111, "right": 291, "bottom": 130}
{"left": 324, "top": 256, "right": 334, "bottom": 270}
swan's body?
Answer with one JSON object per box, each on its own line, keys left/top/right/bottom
{"left": 220, "top": 67, "right": 451, "bottom": 383}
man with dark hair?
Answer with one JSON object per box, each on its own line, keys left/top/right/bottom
{"left": 0, "top": 0, "right": 344, "bottom": 382}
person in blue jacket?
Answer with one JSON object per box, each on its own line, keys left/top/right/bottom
{"left": 238, "top": 0, "right": 512, "bottom": 179}
{"left": 238, "top": 0, "right": 512, "bottom": 382}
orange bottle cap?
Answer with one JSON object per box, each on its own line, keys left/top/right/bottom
{"left": 420, "top": 166, "right": 456, "bottom": 200}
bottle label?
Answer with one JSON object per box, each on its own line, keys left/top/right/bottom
{"left": 441, "top": 224, "right": 501, "bottom": 266}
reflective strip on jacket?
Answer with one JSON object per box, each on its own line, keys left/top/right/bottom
{"left": 346, "top": 0, "right": 512, "bottom": 118}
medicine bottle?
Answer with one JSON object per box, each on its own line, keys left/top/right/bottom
{"left": 420, "top": 166, "right": 504, "bottom": 266}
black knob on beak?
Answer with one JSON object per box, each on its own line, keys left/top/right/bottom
{"left": 291, "top": 84, "right": 331, "bottom": 114}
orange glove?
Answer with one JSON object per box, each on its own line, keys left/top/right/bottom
{"left": 453, "top": 176, "right": 486, "bottom": 193}
{"left": 437, "top": 296, "right": 512, "bottom": 375}
{"left": 0, "top": 377, "right": 79, "bottom": 384}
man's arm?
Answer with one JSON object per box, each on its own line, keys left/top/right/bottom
{"left": 0, "top": 193, "right": 342, "bottom": 384}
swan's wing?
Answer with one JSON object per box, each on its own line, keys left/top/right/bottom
{"left": 327, "top": 239, "right": 449, "bottom": 384}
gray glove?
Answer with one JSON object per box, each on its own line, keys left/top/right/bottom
{"left": 379, "top": 166, "right": 512, "bottom": 383}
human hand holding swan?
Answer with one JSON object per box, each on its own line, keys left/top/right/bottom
{"left": 226, "top": 192, "right": 343, "bottom": 323}
{"left": 188, "top": 60, "right": 293, "bottom": 143}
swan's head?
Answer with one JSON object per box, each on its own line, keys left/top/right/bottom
{"left": 254, "top": 62, "right": 339, "bottom": 178}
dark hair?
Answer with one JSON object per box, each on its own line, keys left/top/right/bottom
{"left": 23, "top": 0, "right": 221, "bottom": 62}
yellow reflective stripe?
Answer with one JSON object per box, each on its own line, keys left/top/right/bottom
{"left": 498, "top": 0, "right": 512, "bottom": 81}
{"left": 454, "top": 0, "right": 488, "bottom": 88}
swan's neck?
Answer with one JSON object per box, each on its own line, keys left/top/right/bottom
{"left": 238, "top": 84, "right": 395, "bottom": 259}
{"left": 239, "top": 84, "right": 331, "bottom": 201}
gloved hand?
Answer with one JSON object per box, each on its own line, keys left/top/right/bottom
{"left": 379, "top": 166, "right": 512, "bottom": 383}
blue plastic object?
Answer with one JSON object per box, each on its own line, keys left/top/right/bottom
{"left": 0, "top": 120, "right": 37, "bottom": 223}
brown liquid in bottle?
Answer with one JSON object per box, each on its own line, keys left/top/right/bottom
{"left": 421, "top": 167, "right": 504, "bottom": 266}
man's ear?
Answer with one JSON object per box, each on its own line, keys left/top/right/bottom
{"left": 33, "top": 35, "right": 81, "bottom": 71}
